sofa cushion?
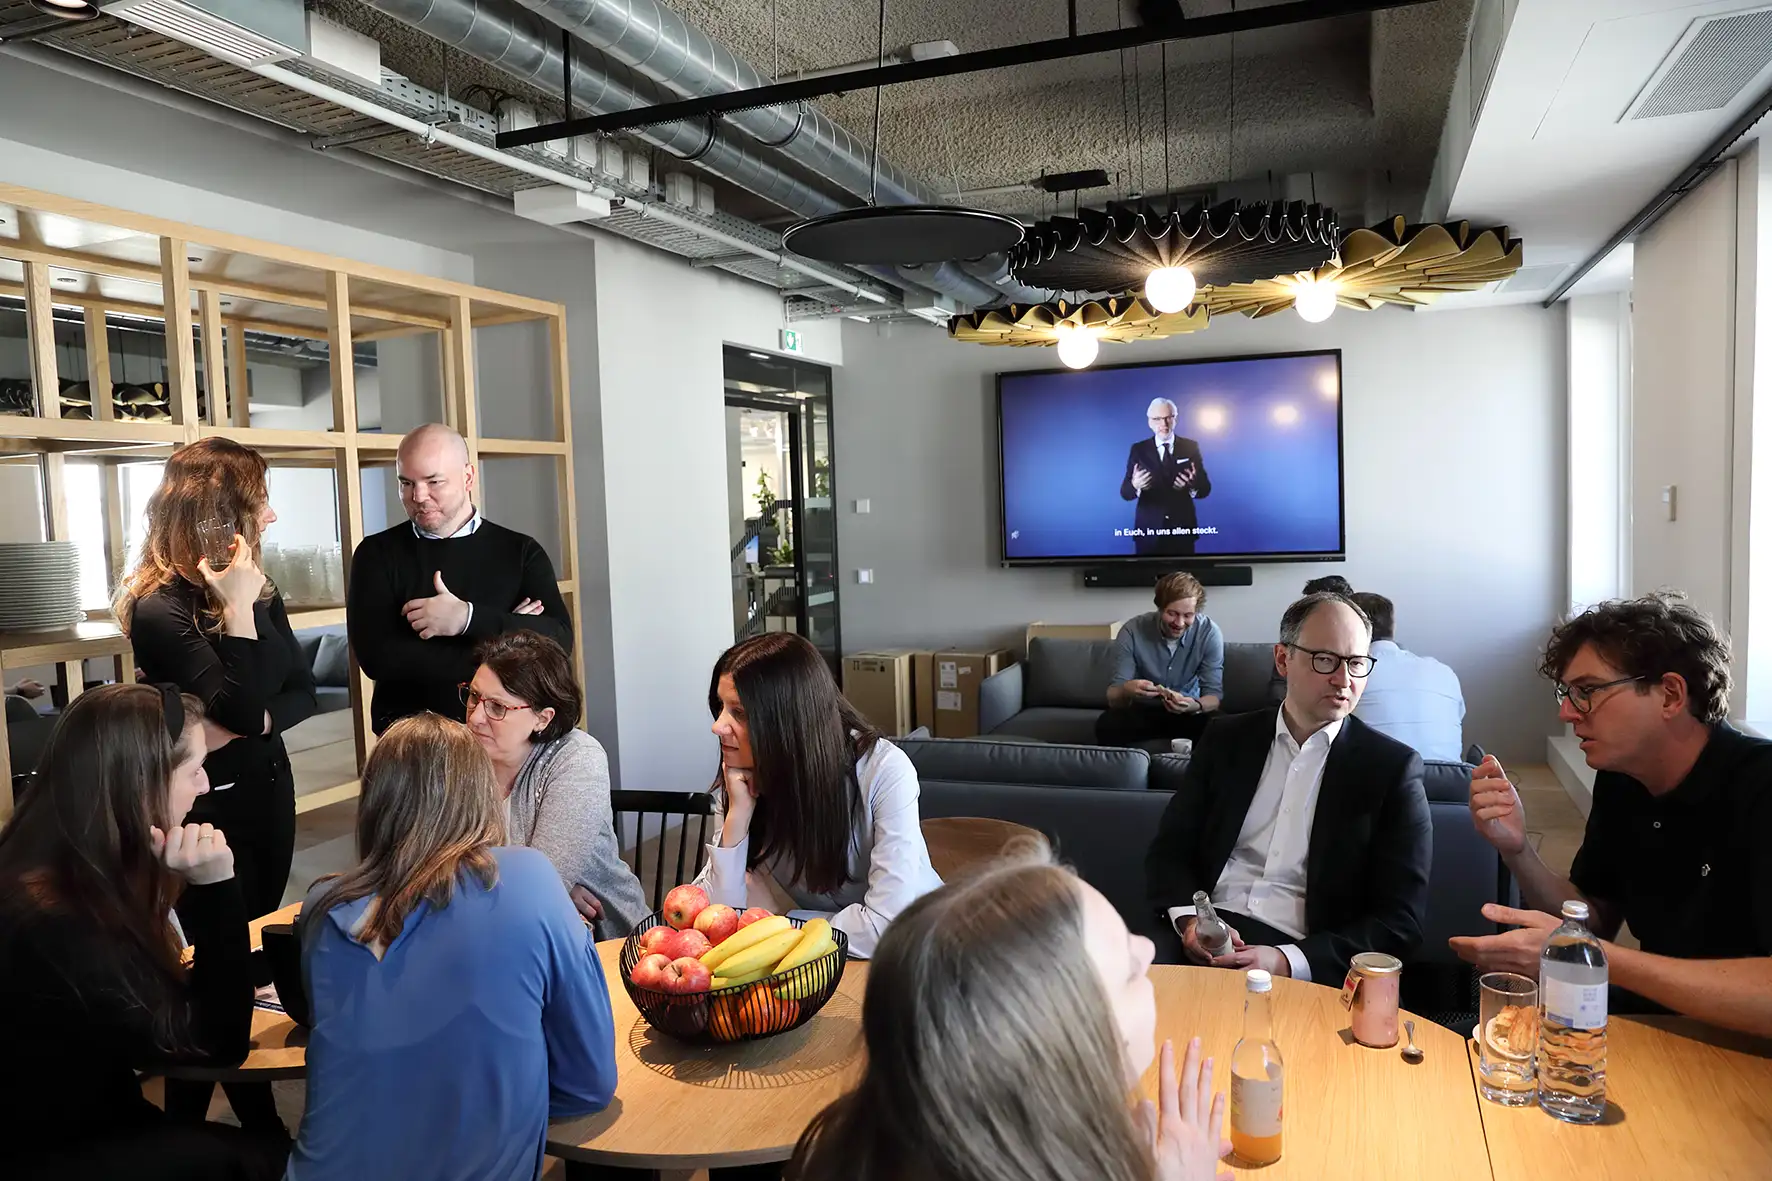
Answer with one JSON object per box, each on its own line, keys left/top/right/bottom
{"left": 1148, "top": 752, "right": 1191, "bottom": 794}
{"left": 919, "top": 779, "right": 1174, "bottom": 928}
{"left": 899, "top": 736, "right": 1150, "bottom": 792}
{"left": 1422, "top": 759, "right": 1474, "bottom": 804}
{"left": 312, "top": 633, "right": 351, "bottom": 687}
{"left": 1221, "top": 642, "right": 1284, "bottom": 714}
{"left": 1024, "top": 637, "right": 1118, "bottom": 709}
{"left": 989, "top": 706, "right": 1105, "bottom": 746}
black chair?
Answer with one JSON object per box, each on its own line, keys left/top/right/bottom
{"left": 609, "top": 789, "right": 716, "bottom": 912}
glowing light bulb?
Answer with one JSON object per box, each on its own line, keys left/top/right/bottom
{"left": 1144, "top": 265, "right": 1197, "bottom": 314}
{"left": 1055, "top": 323, "right": 1099, "bottom": 369}
{"left": 1294, "top": 280, "right": 1339, "bottom": 323}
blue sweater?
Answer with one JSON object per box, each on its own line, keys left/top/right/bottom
{"left": 286, "top": 846, "right": 616, "bottom": 1181}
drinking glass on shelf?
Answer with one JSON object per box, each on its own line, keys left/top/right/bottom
{"left": 1477, "top": 972, "right": 1539, "bottom": 1106}
{"left": 195, "top": 518, "right": 236, "bottom": 570}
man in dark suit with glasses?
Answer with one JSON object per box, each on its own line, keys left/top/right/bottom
{"left": 1120, "top": 397, "right": 1212, "bottom": 557}
{"left": 1145, "top": 592, "right": 1432, "bottom": 982}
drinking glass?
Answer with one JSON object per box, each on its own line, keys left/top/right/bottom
{"left": 1478, "top": 972, "right": 1538, "bottom": 1106}
{"left": 195, "top": 518, "right": 236, "bottom": 570}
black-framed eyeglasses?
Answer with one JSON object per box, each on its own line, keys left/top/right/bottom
{"left": 1285, "top": 644, "right": 1375, "bottom": 678}
{"left": 459, "top": 683, "right": 533, "bottom": 722}
{"left": 1554, "top": 676, "right": 1642, "bottom": 714}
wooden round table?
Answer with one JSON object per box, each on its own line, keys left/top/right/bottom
{"left": 1151, "top": 966, "right": 1492, "bottom": 1179}
{"left": 1467, "top": 1014, "right": 1772, "bottom": 1178}
{"left": 920, "top": 816, "right": 1041, "bottom": 881}
{"left": 545, "top": 939, "right": 868, "bottom": 1171}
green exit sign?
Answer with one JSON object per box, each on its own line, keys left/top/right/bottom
{"left": 779, "top": 328, "right": 804, "bottom": 354}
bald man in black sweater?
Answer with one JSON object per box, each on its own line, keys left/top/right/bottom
{"left": 347, "top": 424, "right": 572, "bottom": 734}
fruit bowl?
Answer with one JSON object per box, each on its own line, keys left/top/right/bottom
{"left": 620, "top": 911, "right": 849, "bottom": 1044}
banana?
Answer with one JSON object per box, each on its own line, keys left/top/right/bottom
{"left": 700, "top": 915, "right": 792, "bottom": 971}
{"left": 711, "top": 928, "right": 803, "bottom": 980}
{"left": 774, "top": 939, "right": 839, "bottom": 999}
{"left": 712, "top": 968, "right": 769, "bottom": 989}
{"left": 773, "top": 919, "right": 833, "bottom": 974}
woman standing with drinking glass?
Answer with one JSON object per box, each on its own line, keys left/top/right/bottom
{"left": 117, "top": 437, "right": 317, "bottom": 923}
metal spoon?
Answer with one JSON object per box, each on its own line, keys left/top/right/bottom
{"left": 1401, "top": 1020, "right": 1423, "bottom": 1063}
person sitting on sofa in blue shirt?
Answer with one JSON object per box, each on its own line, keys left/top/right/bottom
{"left": 1348, "top": 591, "right": 1466, "bottom": 763}
{"left": 287, "top": 713, "right": 616, "bottom": 1181}
{"left": 1096, "top": 571, "right": 1225, "bottom": 750}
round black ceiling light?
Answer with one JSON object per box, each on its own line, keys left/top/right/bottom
{"left": 783, "top": 205, "right": 1025, "bottom": 267}
{"left": 29, "top": 0, "right": 102, "bottom": 18}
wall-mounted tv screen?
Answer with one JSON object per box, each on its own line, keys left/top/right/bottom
{"left": 997, "top": 350, "right": 1345, "bottom": 566}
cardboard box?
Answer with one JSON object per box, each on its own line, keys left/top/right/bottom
{"left": 842, "top": 650, "right": 917, "bottom": 737}
{"left": 931, "top": 648, "right": 1015, "bottom": 738}
{"left": 912, "top": 650, "right": 938, "bottom": 732}
{"left": 1026, "top": 620, "right": 1124, "bottom": 646}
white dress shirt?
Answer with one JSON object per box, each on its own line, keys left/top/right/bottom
{"left": 696, "top": 738, "right": 944, "bottom": 959}
{"left": 413, "top": 510, "right": 482, "bottom": 627}
{"left": 1168, "top": 710, "right": 1343, "bottom": 981}
{"left": 1156, "top": 438, "right": 1171, "bottom": 463}
{"left": 1354, "top": 639, "right": 1466, "bottom": 762}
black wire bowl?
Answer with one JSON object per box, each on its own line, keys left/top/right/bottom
{"left": 619, "top": 911, "right": 849, "bottom": 1044}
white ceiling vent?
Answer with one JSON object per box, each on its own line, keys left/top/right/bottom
{"left": 1623, "top": 6, "right": 1772, "bottom": 122}
{"left": 1492, "top": 264, "right": 1567, "bottom": 295}
{"left": 103, "top": 0, "right": 307, "bottom": 68}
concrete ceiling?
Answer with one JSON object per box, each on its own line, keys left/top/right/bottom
{"left": 1437, "top": 0, "right": 1772, "bottom": 306}
{"left": 678, "top": 0, "right": 1476, "bottom": 219}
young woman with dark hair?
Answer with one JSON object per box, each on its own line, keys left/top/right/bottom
{"left": 287, "top": 713, "right": 616, "bottom": 1181}
{"left": 0, "top": 683, "right": 287, "bottom": 1180}
{"left": 465, "top": 630, "right": 648, "bottom": 939}
{"left": 697, "top": 633, "right": 942, "bottom": 958}
{"left": 117, "top": 436, "right": 318, "bottom": 922}
{"left": 788, "top": 841, "right": 1231, "bottom": 1181}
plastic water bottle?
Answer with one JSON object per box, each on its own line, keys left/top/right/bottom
{"left": 1230, "top": 969, "right": 1284, "bottom": 1165}
{"left": 1193, "top": 891, "right": 1234, "bottom": 958}
{"left": 1538, "top": 899, "right": 1608, "bottom": 1123}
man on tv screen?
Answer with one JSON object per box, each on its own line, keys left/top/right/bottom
{"left": 1120, "top": 397, "right": 1212, "bottom": 556}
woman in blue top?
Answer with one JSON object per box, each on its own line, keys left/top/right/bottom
{"left": 287, "top": 713, "right": 616, "bottom": 1181}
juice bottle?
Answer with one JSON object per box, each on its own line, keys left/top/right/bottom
{"left": 1231, "top": 968, "right": 1284, "bottom": 1165}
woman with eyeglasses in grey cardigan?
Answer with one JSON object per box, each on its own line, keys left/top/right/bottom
{"left": 462, "top": 631, "right": 648, "bottom": 940}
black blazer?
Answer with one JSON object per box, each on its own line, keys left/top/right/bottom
{"left": 1145, "top": 707, "right": 1432, "bottom": 982}
{"left": 1120, "top": 435, "right": 1211, "bottom": 535}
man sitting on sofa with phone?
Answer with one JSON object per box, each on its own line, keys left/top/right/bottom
{"left": 1096, "top": 571, "right": 1225, "bottom": 751}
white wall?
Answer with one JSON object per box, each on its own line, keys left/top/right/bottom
{"left": 835, "top": 302, "right": 1567, "bottom": 762}
{"left": 1566, "top": 292, "right": 1631, "bottom": 613}
{"left": 1631, "top": 160, "right": 1738, "bottom": 620}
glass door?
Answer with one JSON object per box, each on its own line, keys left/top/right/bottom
{"left": 724, "top": 347, "right": 840, "bottom": 674}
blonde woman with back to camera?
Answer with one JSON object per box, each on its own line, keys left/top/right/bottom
{"left": 787, "top": 840, "right": 1232, "bottom": 1181}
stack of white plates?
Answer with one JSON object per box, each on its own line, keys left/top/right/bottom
{"left": 0, "top": 542, "right": 84, "bottom": 631}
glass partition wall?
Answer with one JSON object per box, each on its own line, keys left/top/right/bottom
{"left": 724, "top": 347, "right": 839, "bottom": 674}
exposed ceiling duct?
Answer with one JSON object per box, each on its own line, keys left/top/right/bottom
{"left": 357, "top": 0, "right": 845, "bottom": 219}
{"left": 509, "top": 0, "right": 934, "bottom": 206}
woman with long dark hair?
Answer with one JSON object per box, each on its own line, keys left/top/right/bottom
{"left": 287, "top": 713, "right": 616, "bottom": 1181}
{"left": 697, "top": 633, "right": 941, "bottom": 958}
{"left": 117, "top": 436, "right": 317, "bottom": 922}
{"left": 0, "top": 683, "right": 286, "bottom": 1180}
{"left": 788, "top": 841, "right": 1232, "bottom": 1181}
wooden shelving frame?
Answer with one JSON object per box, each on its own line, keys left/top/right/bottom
{"left": 0, "top": 182, "right": 584, "bottom": 819}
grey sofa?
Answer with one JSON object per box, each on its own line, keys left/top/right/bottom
{"left": 296, "top": 630, "right": 352, "bottom": 714}
{"left": 900, "top": 735, "right": 1513, "bottom": 1023}
{"left": 977, "top": 635, "right": 1286, "bottom": 744}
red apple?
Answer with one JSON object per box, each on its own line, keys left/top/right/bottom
{"left": 651, "top": 927, "right": 711, "bottom": 962}
{"left": 694, "top": 904, "right": 741, "bottom": 946}
{"left": 662, "top": 883, "right": 710, "bottom": 930}
{"left": 629, "top": 952, "right": 672, "bottom": 990}
{"left": 638, "top": 927, "right": 674, "bottom": 956}
{"left": 660, "top": 955, "right": 712, "bottom": 994}
{"left": 737, "top": 907, "right": 774, "bottom": 929}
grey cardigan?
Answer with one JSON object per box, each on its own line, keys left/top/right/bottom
{"left": 506, "top": 729, "right": 649, "bottom": 941}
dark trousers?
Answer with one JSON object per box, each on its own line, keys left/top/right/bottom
{"left": 1095, "top": 705, "right": 1213, "bottom": 748}
{"left": 14, "top": 1120, "right": 288, "bottom": 1181}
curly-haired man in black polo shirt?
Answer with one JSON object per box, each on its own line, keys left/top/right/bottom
{"left": 1451, "top": 592, "right": 1772, "bottom": 1038}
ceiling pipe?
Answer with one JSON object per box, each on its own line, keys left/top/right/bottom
{"left": 509, "top": 0, "right": 934, "bottom": 206}
{"left": 356, "top": 0, "right": 847, "bottom": 220}
{"left": 248, "top": 62, "right": 888, "bottom": 302}
{"left": 3, "top": 38, "right": 895, "bottom": 307}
